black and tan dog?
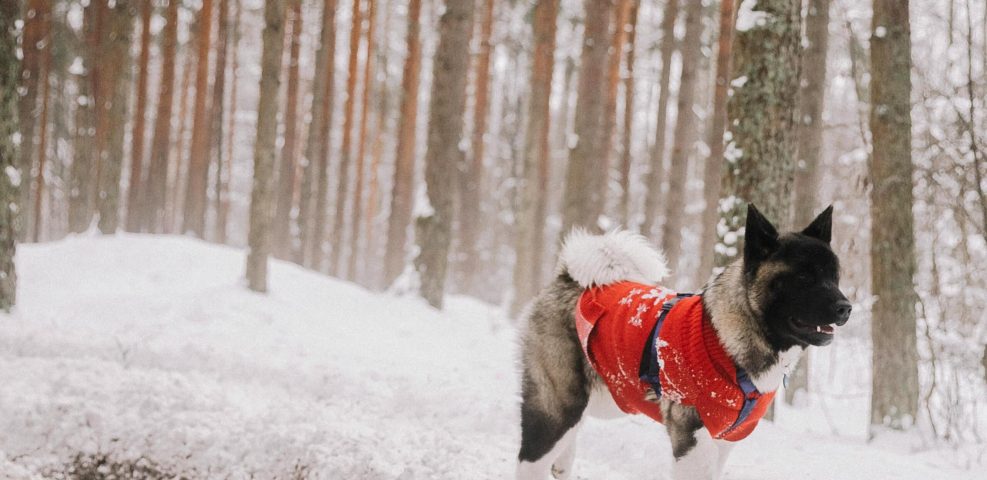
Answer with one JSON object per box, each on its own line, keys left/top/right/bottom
{"left": 516, "top": 204, "right": 850, "bottom": 480}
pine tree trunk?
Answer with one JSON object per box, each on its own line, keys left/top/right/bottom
{"left": 511, "top": 0, "right": 557, "bottom": 317}
{"left": 144, "top": 0, "right": 179, "bottom": 233}
{"left": 364, "top": 3, "right": 392, "bottom": 289}
{"left": 182, "top": 0, "right": 214, "bottom": 237}
{"left": 31, "top": 11, "right": 52, "bottom": 242}
{"left": 697, "top": 0, "right": 737, "bottom": 284}
{"left": 0, "top": 0, "right": 20, "bottom": 310}
{"left": 96, "top": 0, "right": 134, "bottom": 234}
{"left": 168, "top": 40, "right": 196, "bottom": 233}
{"left": 716, "top": 0, "right": 801, "bottom": 270}
{"left": 456, "top": 0, "right": 495, "bottom": 294}
{"left": 617, "top": 0, "right": 639, "bottom": 226}
{"left": 347, "top": 0, "right": 377, "bottom": 281}
{"left": 414, "top": 0, "right": 475, "bottom": 309}
{"left": 382, "top": 0, "right": 422, "bottom": 287}
{"left": 69, "top": 2, "right": 100, "bottom": 234}
{"left": 640, "top": 0, "right": 678, "bottom": 239}
{"left": 274, "top": 0, "right": 303, "bottom": 259}
{"left": 561, "top": 0, "right": 613, "bottom": 234}
{"left": 659, "top": 0, "right": 703, "bottom": 278}
{"left": 125, "top": 0, "right": 152, "bottom": 233}
{"left": 216, "top": 0, "right": 240, "bottom": 244}
{"left": 17, "top": 0, "right": 48, "bottom": 239}
{"left": 209, "top": 0, "right": 231, "bottom": 243}
{"left": 245, "top": 0, "right": 286, "bottom": 293}
{"left": 786, "top": 0, "right": 831, "bottom": 405}
{"left": 297, "top": 0, "right": 337, "bottom": 268}
{"left": 869, "top": 0, "right": 918, "bottom": 432}
{"left": 601, "top": 0, "right": 632, "bottom": 206}
{"left": 329, "top": 0, "right": 364, "bottom": 277}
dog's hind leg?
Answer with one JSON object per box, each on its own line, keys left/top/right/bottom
{"left": 516, "top": 372, "right": 587, "bottom": 480}
{"left": 665, "top": 404, "right": 720, "bottom": 480}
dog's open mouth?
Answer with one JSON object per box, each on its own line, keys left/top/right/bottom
{"left": 793, "top": 318, "right": 836, "bottom": 335}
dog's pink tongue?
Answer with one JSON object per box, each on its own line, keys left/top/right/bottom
{"left": 818, "top": 324, "right": 835, "bottom": 334}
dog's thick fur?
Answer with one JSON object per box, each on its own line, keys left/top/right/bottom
{"left": 516, "top": 205, "right": 849, "bottom": 480}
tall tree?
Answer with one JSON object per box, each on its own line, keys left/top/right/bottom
{"left": 640, "top": 0, "right": 678, "bottom": 238}
{"left": 347, "top": 0, "right": 378, "bottom": 281}
{"left": 245, "top": 0, "right": 286, "bottom": 292}
{"left": 716, "top": 0, "right": 801, "bottom": 269}
{"left": 414, "top": 0, "right": 475, "bottom": 308}
{"left": 31, "top": 8, "right": 52, "bottom": 242}
{"left": 786, "top": 0, "right": 831, "bottom": 405}
{"left": 274, "top": 0, "right": 303, "bottom": 259}
{"left": 617, "top": 0, "right": 640, "bottom": 225}
{"left": 457, "top": 0, "right": 495, "bottom": 293}
{"left": 329, "top": 0, "right": 364, "bottom": 277}
{"left": 144, "top": 0, "right": 180, "bottom": 233}
{"left": 560, "top": 0, "right": 613, "bottom": 233}
{"left": 96, "top": 0, "right": 135, "bottom": 234}
{"left": 125, "top": 0, "right": 153, "bottom": 233}
{"left": 698, "top": 0, "right": 737, "bottom": 286}
{"left": 601, "top": 0, "right": 632, "bottom": 197}
{"left": 869, "top": 0, "right": 918, "bottom": 431}
{"left": 210, "top": 0, "right": 232, "bottom": 242}
{"left": 217, "top": 0, "right": 241, "bottom": 243}
{"left": 511, "top": 0, "right": 558, "bottom": 316}
{"left": 297, "top": 0, "right": 337, "bottom": 268}
{"left": 659, "top": 0, "right": 703, "bottom": 277}
{"left": 382, "top": 0, "right": 422, "bottom": 287}
{"left": 0, "top": 0, "right": 19, "bottom": 309}
{"left": 182, "top": 0, "right": 214, "bottom": 237}
{"left": 17, "top": 0, "right": 49, "bottom": 238}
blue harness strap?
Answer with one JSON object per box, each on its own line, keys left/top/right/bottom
{"left": 724, "top": 367, "right": 761, "bottom": 434}
{"left": 639, "top": 293, "right": 693, "bottom": 398}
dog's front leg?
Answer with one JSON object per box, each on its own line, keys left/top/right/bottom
{"left": 665, "top": 405, "right": 720, "bottom": 480}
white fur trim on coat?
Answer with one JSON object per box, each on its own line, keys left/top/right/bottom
{"left": 557, "top": 229, "right": 669, "bottom": 288}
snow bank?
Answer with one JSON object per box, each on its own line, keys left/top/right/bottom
{"left": 0, "top": 235, "right": 981, "bottom": 479}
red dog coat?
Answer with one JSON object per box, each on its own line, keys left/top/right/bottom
{"left": 575, "top": 281, "right": 775, "bottom": 441}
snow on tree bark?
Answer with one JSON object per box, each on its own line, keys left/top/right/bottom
{"left": 640, "top": 0, "right": 679, "bottom": 239}
{"left": 561, "top": 0, "right": 613, "bottom": 234}
{"left": 869, "top": 0, "right": 919, "bottom": 431}
{"left": 382, "top": 0, "right": 422, "bottom": 288}
{"left": 414, "top": 0, "right": 475, "bottom": 309}
{"left": 511, "top": 0, "right": 558, "bottom": 317}
{"left": 68, "top": 1, "right": 101, "bottom": 234}
{"left": 0, "top": 0, "right": 20, "bottom": 310}
{"left": 182, "top": 0, "right": 214, "bottom": 238}
{"left": 246, "top": 0, "right": 286, "bottom": 293}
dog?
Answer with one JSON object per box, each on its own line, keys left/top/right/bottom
{"left": 516, "top": 204, "right": 850, "bottom": 480}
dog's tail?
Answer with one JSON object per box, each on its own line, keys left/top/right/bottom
{"left": 557, "top": 229, "right": 669, "bottom": 289}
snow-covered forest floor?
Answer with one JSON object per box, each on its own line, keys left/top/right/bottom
{"left": 0, "top": 235, "right": 983, "bottom": 479}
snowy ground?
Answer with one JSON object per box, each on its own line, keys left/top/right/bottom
{"left": 0, "top": 235, "right": 982, "bottom": 479}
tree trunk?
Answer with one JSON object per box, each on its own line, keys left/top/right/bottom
{"left": 182, "top": 0, "right": 214, "bottom": 237}
{"left": 274, "top": 0, "right": 303, "bottom": 259}
{"left": 561, "top": 0, "right": 613, "bottom": 234}
{"left": 869, "top": 0, "right": 918, "bottom": 432}
{"left": 786, "top": 0, "right": 831, "bottom": 405}
{"left": 716, "top": 0, "right": 801, "bottom": 270}
{"left": 640, "top": 0, "right": 678, "bottom": 239}
{"left": 17, "top": 0, "right": 49, "bottom": 239}
{"left": 245, "top": 0, "right": 286, "bottom": 292}
{"left": 382, "top": 0, "right": 422, "bottom": 287}
{"left": 659, "top": 0, "right": 703, "bottom": 278}
{"left": 329, "top": 0, "right": 364, "bottom": 277}
{"left": 297, "top": 0, "right": 337, "bottom": 269}
{"left": 0, "top": 0, "right": 20, "bottom": 310}
{"left": 601, "top": 0, "right": 632, "bottom": 209}
{"left": 697, "top": 0, "right": 737, "bottom": 284}
{"left": 31, "top": 10, "right": 52, "bottom": 242}
{"left": 125, "top": 0, "right": 152, "bottom": 233}
{"left": 69, "top": 1, "right": 101, "bottom": 234}
{"left": 168, "top": 39, "right": 197, "bottom": 233}
{"left": 347, "top": 0, "right": 377, "bottom": 281}
{"left": 209, "top": 0, "right": 231, "bottom": 243}
{"left": 510, "top": 0, "right": 558, "bottom": 317}
{"left": 144, "top": 0, "right": 179, "bottom": 233}
{"left": 414, "top": 0, "right": 475, "bottom": 308}
{"left": 217, "top": 0, "right": 241, "bottom": 244}
{"left": 456, "top": 0, "right": 495, "bottom": 294}
{"left": 363, "top": 3, "right": 392, "bottom": 289}
{"left": 617, "top": 0, "right": 639, "bottom": 226}
{"left": 96, "top": 0, "right": 135, "bottom": 234}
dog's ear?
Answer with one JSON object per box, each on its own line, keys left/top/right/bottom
{"left": 801, "top": 205, "right": 833, "bottom": 243}
{"left": 744, "top": 204, "right": 779, "bottom": 271}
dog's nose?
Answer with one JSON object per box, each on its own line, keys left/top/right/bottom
{"left": 834, "top": 300, "right": 852, "bottom": 325}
